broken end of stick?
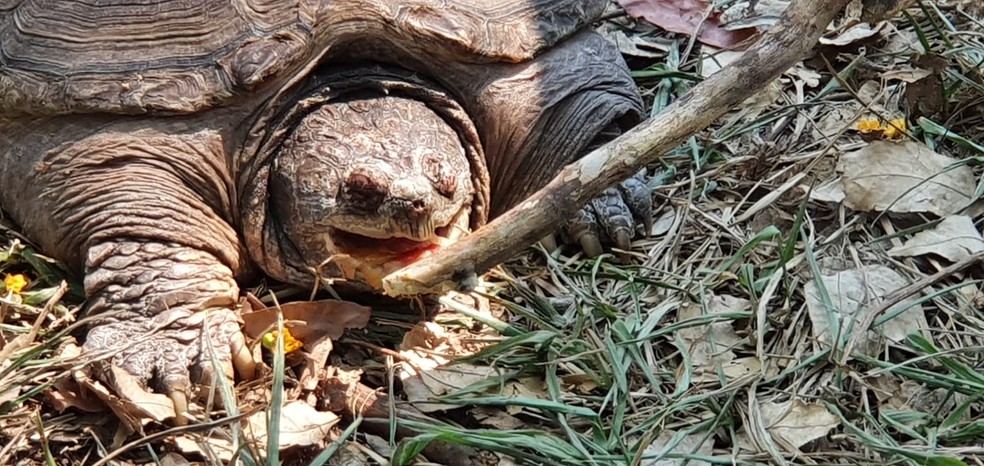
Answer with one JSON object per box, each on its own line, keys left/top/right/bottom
{"left": 382, "top": 262, "right": 478, "bottom": 297}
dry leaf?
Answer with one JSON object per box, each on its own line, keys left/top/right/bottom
{"left": 617, "top": 0, "right": 756, "bottom": 48}
{"left": 700, "top": 47, "right": 783, "bottom": 126}
{"left": 75, "top": 365, "right": 176, "bottom": 431}
{"left": 883, "top": 27, "right": 925, "bottom": 54}
{"left": 787, "top": 64, "right": 822, "bottom": 88}
{"left": 809, "top": 178, "right": 847, "bottom": 203}
{"left": 0, "top": 360, "right": 19, "bottom": 407}
{"left": 678, "top": 294, "right": 746, "bottom": 345}
{"left": 651, "top": 208, "right": 677, "bottom": 236}
{"left": 838, "top": 141, "right": 975, "bottom": 216}
{"left": 596, "top": 22, "right": 669, "bottom": 58}
{"left": 172, "top": 435, "right": 236, "bottom": 463}
{"left": 403, "top": 363, "right": 497, "bottom": 412}
{"left": 678, "top": 295, "right": 749, "bottom": 384}
{"left": 804, "top": 265, "right": 929, "bottom": 356}
{"left": 246, "top": 401, "right": 339, "bottom": 449}
{"left": 299, "top": 337, "right": 335, "bottom": 391}
{"left": 562, "top": 372, "right": 599, "bottom": 394}
{"left": 819, "top": 21, "right": 888, "bottom": 46}
{"left": 759, "top": 399, "right": 839, "bottom": 449}
{"left": 889, "top": 215, "right": 984, "bottom": 262}
{"left": 719, "top": 0, "right": 790, "bottom": 30}
{"left": 47, "top": 379, "right": 106, "bottom": 414}
{"left": 44, "top": 343, "right": 105, "bottom": 413}
{"left": 880, "top": 66, "right": 934, "bottom": 83}
{"left": 471, "top": 406, "right": 526, "bottom": 430}
{"left": 501, "top": 377, "right": 549, "bottom": 415}
{"left": 397, "top": 322, "right": 454, "bottom": 379}
{"left": 700, "top": 48, "right": 745, "bottom": 78}
{"left": 241, "top": 299, "right": 371, "bottom": 342}
{"left": 399, "top": 321, "right": 449, "bottom": 352}
{"left": 174, "top": 401, "right": 338, "bottom": 459}
{"left": 159, "top": 453, "right": 192, "bottom": 466}
{"left": 642, "top": 430, "right": 714, "bottom": 465}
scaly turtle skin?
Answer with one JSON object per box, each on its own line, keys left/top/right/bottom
{"left": 0, "top": 0, "right": 647, "bottom": 417}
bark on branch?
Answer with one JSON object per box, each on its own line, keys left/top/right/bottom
{"left": 382, "top": 0, "right": 853, "bottom": 296}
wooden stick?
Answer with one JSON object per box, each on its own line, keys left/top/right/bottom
{"left": 383, "top": 0, "right": 853, "bottom": 296}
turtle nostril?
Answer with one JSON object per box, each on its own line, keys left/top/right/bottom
{"left": 410, "top": 198, "right": 427, "bottom": 212}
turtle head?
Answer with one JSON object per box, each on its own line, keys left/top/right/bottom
{"left": 264, "top": 94, "right": 476, "bottom": 288}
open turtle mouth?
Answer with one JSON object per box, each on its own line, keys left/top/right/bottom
{"left": 330, "top": 224, "right": 453, "bottom": 260}
{"left": 328, "top": 206, "right": 472, "bottom": 265}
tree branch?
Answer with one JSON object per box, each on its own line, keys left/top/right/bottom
{"left": 383, "top": 0, "right": 853, "bottom": 296}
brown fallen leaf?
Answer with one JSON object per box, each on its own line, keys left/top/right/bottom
{"left": 804, "top": 264, "right": 929, "bottom": 356}
{"left": 818, "top": 20, "right": 888, "bottom": 46}
{"left": 470, "top": 406, "right": 525, "bottom": 430}
{"left": 403, "top": 363, "right": 497, "bottom": 412}
{"left": 75, "top": 364, "right": 176, "bottom": 433}
{"left": 47, "top": 375, "right": 106, "bottom": 414}
{"left": 643, "top": 430, "right": 714, "bottom": 466}
{"left": 171, "top": 401, "right": 338, "bottom": 460}
{"left": 246, "top": 400, "right": 339, "bottom": 449}
{"left": 889, "top": 215, "right": 984, "bottom": 262}
{"left": 171, "top": 435, "right": 236, "bottom": 463}
{"left": 241, "top": 299, "right": 371, "bottom": 343}
{"left": 838, "top": 140, "right": 976, "bottom": 216}
{"left": 758, "top": 399, "right": 839, "bottom": 450}
{"left": 617, "top": 0, "right": 757, "bottom": 48}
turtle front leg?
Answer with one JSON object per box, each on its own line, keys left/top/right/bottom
{"left": 6, "top": 122, "right": 254, "bottom": 423}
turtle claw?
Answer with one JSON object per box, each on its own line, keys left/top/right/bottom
{"left": 564, "top": 207, "right": 604, "bottom": 258}
{"left": 233, "top": 342, "right": 257, "bottom": 381}
{"left": 169, "top": 389, "right": 190, "bottom": 426}
{"left": 562, "top": 169, "right": 652, "bottom": 258}
{"left": 579, "top": 233, "right": 605, "bottom": 259}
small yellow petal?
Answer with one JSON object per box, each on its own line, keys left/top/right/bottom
{"left": 261, "top": 328, "right": 304, "bottom": 353}
{"left": 884, "top": 118, "right": 907, "bottom": 139}
{"left": 4, "top": 274, "right": 28, "bottom": 294}
{"left": 857, "top": 119, "right": 882, "bottom": 133}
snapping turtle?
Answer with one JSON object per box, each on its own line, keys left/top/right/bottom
{"left": 0, "top": 0, "right": 646, "bottom": 411}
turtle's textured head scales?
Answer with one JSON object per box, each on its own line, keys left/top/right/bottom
{"left": 268, "top": 93, "right": 474, "bottom": 280}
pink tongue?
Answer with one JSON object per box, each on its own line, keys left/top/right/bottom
{"left": 393, "top": 242, "right": 441, "bottom": 264}
{"left": 335, "top": 231, "right": 437, "bottom": 258}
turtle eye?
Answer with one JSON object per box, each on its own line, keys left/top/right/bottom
{"left": 343, "top": 170, "right": 387, "bottom": 210}
{"left": 423, "top": 155, "right": 457, "bottom": 199}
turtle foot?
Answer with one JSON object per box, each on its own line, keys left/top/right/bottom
{"left": 559, "top": 168, "right": 653, "bottom": 258}
{"left": 83, "top": 306, "right": 255, "bottom": 424}
{"left": 80, "top": 239, "right": 255, "bottom": 424}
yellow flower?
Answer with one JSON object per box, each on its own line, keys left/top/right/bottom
{"left": 4, "top": 274, "right": 27, "bottom": 294}
{"left": 856, "top": 119, "right": 882, "bottom": 133}
{"left": 883, "top": 118, "right": 907, "bottom": 139}
{"left": 262, "top": 327, "right": 304, "bottom": 353}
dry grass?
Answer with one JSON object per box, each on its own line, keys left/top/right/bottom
{"left": 3, "top": 1, "right": 984, "bottom": 464}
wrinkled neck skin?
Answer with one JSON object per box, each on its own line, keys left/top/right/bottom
{"left": 239, "top": 66, "right": 490, "bottom": 290}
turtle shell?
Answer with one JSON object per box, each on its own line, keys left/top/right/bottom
{"left": 0, "top": 0, "right": 607, "bottom": 116}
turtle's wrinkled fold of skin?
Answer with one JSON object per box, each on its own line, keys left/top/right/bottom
{"left": 0, "top": 0, "right": 646, "bottom": 414}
